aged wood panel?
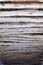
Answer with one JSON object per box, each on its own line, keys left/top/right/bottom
{"left": 0, "top": 0, "right": 43, "bottom": 2}
{"left": 0, "top": 3, "right": 43, "bottom": 10}
{"left": 0, "top": 18, "right": 43, "bottom": 22}
{"left": 0, "top": 28, "right": 43, "bottom": 33}
{"left": 0, "top": 1, "right": 43, "bottom": 65}
{"left": 0, "top": 10, "right": 43, "bottom": 17}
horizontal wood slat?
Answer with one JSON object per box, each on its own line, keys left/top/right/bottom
{"left": 0, "top": 3, "right": 43, "bottom": 10}
{"left": 0, "top": 0, "right": 43, "bottom": 2}
{"left": 0, "top": 23, "right": 43, "bottom": 28}
{"left": 0, "top": 28, "right": 43, "bottom": 33}
{"left": 0, "top": 10, "right": 43, "bottom": 17}
{"left": 0, "top": 18, "right": 43, "bottom": 22}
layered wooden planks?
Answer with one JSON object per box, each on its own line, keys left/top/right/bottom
{"left": 0, "top": 1, "right": 43, "bottom": 64}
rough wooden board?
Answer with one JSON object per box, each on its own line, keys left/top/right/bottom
{"left": 0, "top": 28, "right": 43, "bottom": 33}
{"left": 0, "top": 3, "right": 43, "bottom": 9}
{"left": 0, "top": 1, "right": 43, "bottom": 64}
{"left": 0, "top": 18, "right": 43, "bottom": 22}
{"left": 0, "top": 0, "right": 43, "bottom": 2}
{"left": 0, "top": 10, "right": 43, "bottom": 17}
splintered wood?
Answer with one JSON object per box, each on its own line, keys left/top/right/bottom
{"left": 0, "top": 0, "right": 43, "bottom": 63}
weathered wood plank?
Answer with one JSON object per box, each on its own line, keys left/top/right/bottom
{"left": 0, "top": 18, "right": 43, "bottom": 22}
{"left": 0, "top": 28, "right": 43, "bottom": 33}
{"left": 0, "top": 10, "right": 43, "bottom": 17}
{"left": 0, "top": 35, "right": 43, "bottom": 44}
{"left": 0, "top": 33, "right": 43, "bottom": 38}
{"left": 0, "top": 41, "right": 43, "bottom": 46}
{"left": 0, "top": 34, "right": 43, "bottom": 52}
{"left": 0, "top": 0, "right": 43, "bottom": 64}
{"left": 0, "top": 0, "right": 43, "bottom": 2}
{"left": 0, "top": 23, "right": 43, "bottom": 28}
{"left": 0, "top": 3, "right": 43, "bottom": 10}
{"left": 0, "top": 22, "right": 43, "bottom": 27}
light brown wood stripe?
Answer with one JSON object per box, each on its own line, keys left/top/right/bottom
{"left": 0, "top": 0, "right": 43, "bottom": 2}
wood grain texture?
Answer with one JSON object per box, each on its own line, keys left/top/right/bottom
{"left": 0, "top": 10, "right": 43, "bottom": 17}
{"left": 0, "top": 0, "right": 43, "bottom": 2}
{"left": 0, "top": 1, "right": 43, "bottom": 65}
{"left": 0, "top": 3, "right": 43, "bottom": 10}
